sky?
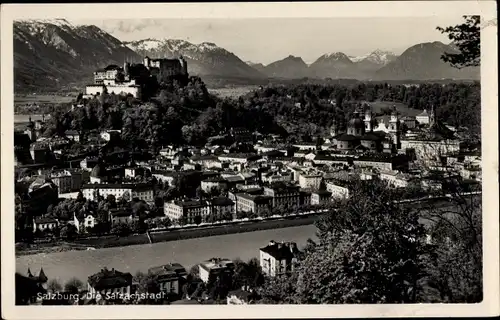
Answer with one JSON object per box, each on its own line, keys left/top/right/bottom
{"left": 74, "top": 17, "right": 464, "bottom": 65}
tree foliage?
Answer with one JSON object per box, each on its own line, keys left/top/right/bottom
{"left": 437, "top": 16, "right": 481, "bottom": 68}
{"left": 64, "top": 277, "right": 84, "bottom": 294}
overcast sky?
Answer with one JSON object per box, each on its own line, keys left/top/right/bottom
{"left": 75, "top": 17, "right": 464, "bottom": 64}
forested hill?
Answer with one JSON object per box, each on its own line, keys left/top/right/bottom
{"left": 40, "top": 78, "right": 480, "bottom": 155}
{"left": 241, "top": 82, "right": 481, "bottom": 140}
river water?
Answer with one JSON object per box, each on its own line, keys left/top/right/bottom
{"left": 16, "top": 225, "right": 317, "bottom": 284}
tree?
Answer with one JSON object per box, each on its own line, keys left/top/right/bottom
{"left": 47, "top": 279, "right": 63, "bottom": 293}
{"left": 134, "top": 271, "right": 160, "bottom": 297}
{"left": 436, "top": 16, "right": 480, "bottom": 68}
{"left": 64, "top": 277, "right": 83, "bottom": 294}
{"left": 258, "top": 273, "right": 299, "bottom": 304}
{"left": 59, "top": 224, "right": 78, "bottom": 240}
{"left": 263, "top": 179, "right": 433, "bottom": 304}
{"left": 188, "top": 264, "right": 200, "bottom": 281}
{"left": 111, "top": 222, "right": 132, "bottom": 236}
{"left": 418, "top": 174, "right": 482, "bottom": 302}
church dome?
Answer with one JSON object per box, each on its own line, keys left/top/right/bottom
{"left": 90, "top": 163, "right": 107, "bottom": 178}
{"left": 348, "top": 117, "right": 364, "bottom": 129}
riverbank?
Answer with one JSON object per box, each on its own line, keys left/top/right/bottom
{"left": 16, "top": 214, "right": 320, "bottom": 257}
{"left": 16, "top": 224, "right": 318, "bottom": 285}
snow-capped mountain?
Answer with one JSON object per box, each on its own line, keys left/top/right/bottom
{"left": 350, "top": 50, "right": 398, "bottom": 74}
{"left": 317, "top": 52, "right": 354, "bottom": 64}
{"left": 308, "top": 52, "right": 360, "bottom": 79}
{"left": 14, "top": 19, "right": 140, "bottom": 92}
{"left": 351, "top": 49, "right": 397, "bottom": 65}
{"left": 124, "top": 38, "right": 265, "bottom": 79}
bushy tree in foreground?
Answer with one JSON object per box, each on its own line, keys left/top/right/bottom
{"left": 260, "top": 179, "right": 432, "bottom": 304}
{"left": 437, "top": 15, "right": 480, "bottom": 68}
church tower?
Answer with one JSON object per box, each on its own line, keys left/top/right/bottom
{"left": 330, "top": 117, "right": 338, "bottom": 137}
{"left": 364, "top": 106, "right": 373, "bottom": 132}
{"left": 429, "top": 104, "right": 436, "bottom": 127}
{"left": 388, "top": 109, "right": 400, "bottom": 147}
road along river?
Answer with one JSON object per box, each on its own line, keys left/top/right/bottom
{"left": 16, "top": 225, "right": 318, "bottom": 284}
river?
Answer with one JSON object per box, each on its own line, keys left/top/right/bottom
{"left": 16, "top": 225, "right": 317, "bottom": 284}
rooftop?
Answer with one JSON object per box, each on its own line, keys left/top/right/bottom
{"left": 88, "top": 268, "right": 132, "bottom": 290}
{"left": 210, "top": 196, "right": 234, "bottom": 207}
{"left": 82, "top": 183, "right": 153, "bottom": 191}
{"left": 149, "top": 263, "right": 187, "bottom": 278}
{"left": 260, "top": 241, "right": 300, "bottom": 260}
{"left": 235, "top": 193, "right": 272, "bottom": 204}
{"left": 199, "top": 258, "right": 234, "bottom": 271}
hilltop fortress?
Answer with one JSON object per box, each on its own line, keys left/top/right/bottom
{"left": 85, "top": 56, "right": 189, "bottom": 100}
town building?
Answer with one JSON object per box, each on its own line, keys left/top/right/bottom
{"left": 151, "top": 170, "right": 177, "bottom": 186}
{"left": 109, "top": 209, "right": 138, "bottom": 227}
{"left": 261, "top": 171, "right": 293, "bottom": 184}
{"left": 82, "top": 183, "right": 154, "bottom": 203}
{"left": 217, "top": 153, "right": 261, "bottom": 165}
{"left": 89, "top": 163, "right": 108, "bottom": 184}
{"left": 263, "top": 184, "right": 300, "bottom": 209}
{"left": 49, "top": 170, "right": 73, "bottom": 193}
{"left": 331, "top": 108, "right": 389, "bottom": 152}
{"left": 80, "top": 157, "right": 99, "bottom": 171}
{"left": 310, "top": 190, "right": 333, "bottom": 205}
{"left": 378, "top": 170, "right": 412, "bottom": 188}
{"left": 232, "top": 193, "right": 273, "bottom": 215}
{"left": 100, "top": 130, "right": 121, "bottom": 142}
{"left": 200, "top": 176, "right": 228, "bottom": 193}
{"left": 148, "top": 263, "right": 187, "bottom": 297}
{"left": 298, "top": 171, "right": 323, "bottom": 190}
{"left": 229, "top": 127, "right": 253, "bottom": 143}
{"left": 124, "top": 167, "right": 145, "bottom": 179}
{"left": 87, "top": 267, "right": 133, "bottom": 297}
{"left": 353, "top": 155, "right": 396, "bottom": 171}
{"left": 259, "top": 240, "right": 301, "bottom": 277}
{"left": 190, "top": 155, "right": 221, "bottom": 169}
{"left": 198, "top": 258, "right": 235, "bottom": 283}
{"left": 33, "top": 216, "right": 59, "bottom": 233}
{"left": 292, "top": 143, "right": 317, "bottom": 152}
{"left": 74, "top": 213, "right": 97, "bottom": 233}
{"left": 208, "top": 196, "right": 235, "bottom": 221}
{"left": 164, "top": 200, "right": 210, "bottom": 224}
{"left": 30, "top": 142, "right": 51, "bottom": 163}
{"left": 299, "top": 190, "right": 312, "bottom": 206}
{"left": 416, "top": 109, "right": 430, "bottom": 125}
{"left": 325, "top": 180, "right": 350, "bottom": 199}
{"left": 64, "top": 130, "right": 80, "bottom": 142}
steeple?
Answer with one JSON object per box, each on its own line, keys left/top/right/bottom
{"left": 38, "top": 267, "right": 48, "bottom": 283}
{"left": 364, "top": 104, "right": 373, "bottom": 132}
{"left": 27, "top": 268, "right": 34, "bottom": 278}
{"left": 330, "top": 117, "right": 338, "bottom": 137}
{"left": 429, "top": 104, "right": 436, "bottom": 127}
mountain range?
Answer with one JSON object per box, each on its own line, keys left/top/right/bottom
{"left": 13, "top": 19, "right": 140, "bottom": 92}
{"left": 124, "top": 38, "right": 265, "bottom": 79}
{"left": 13, "top": 20, "right": 479, "bottom": 92}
